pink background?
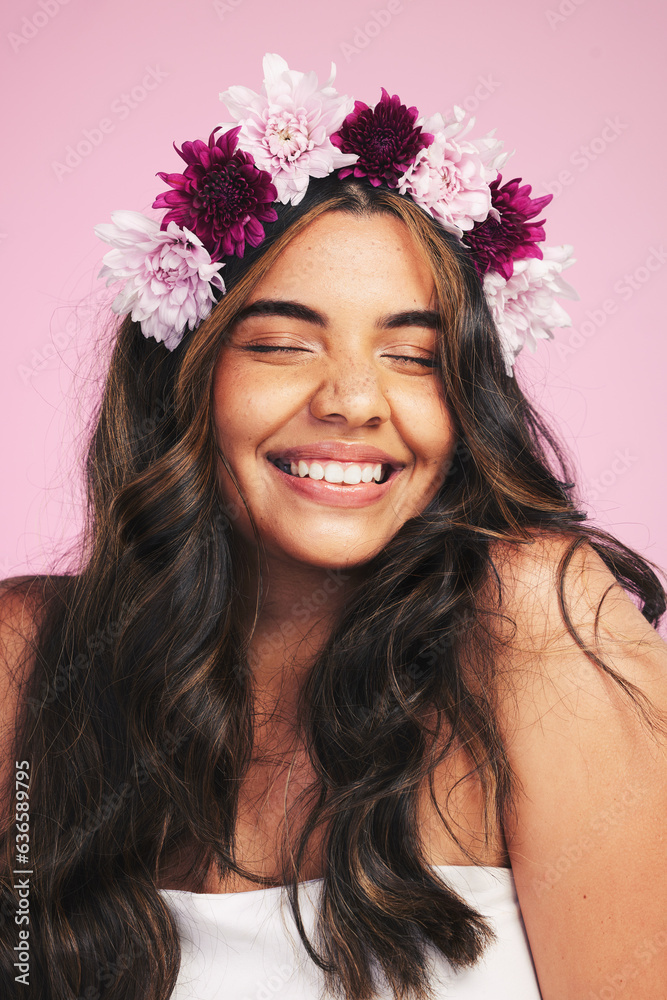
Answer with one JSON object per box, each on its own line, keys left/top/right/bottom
{"left": 2, "top": 0, "right": 666, "bottom": 594}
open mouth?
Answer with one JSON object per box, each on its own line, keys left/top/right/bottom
{"left": 268, "top": 457, "right": 393, "bottom": 486}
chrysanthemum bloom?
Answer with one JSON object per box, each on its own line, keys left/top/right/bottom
{"left": 219, "top": 53, "right": 357, "bottom": 206}
{"left": 94, "top": 210, "right": 226, "bottom": 350}
{"left": 152, "top": 126, "right": 278, "bottom": 259}
{"left": 330, "top": 87, "right": 434, "bottom": 188}
{"left": 483, "top": 245, "right": 578, "bottom": 377}
{"left": 397, "top": 108, "right": 509, "bottom": 237}
{"left": 463, "top": 176, "right": 553, "bottom": 279}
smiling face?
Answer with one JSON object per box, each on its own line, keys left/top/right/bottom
{"left": 211, "top": 210, "right": 458, "bottom": 571}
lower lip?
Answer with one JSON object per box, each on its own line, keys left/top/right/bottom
{"left": 266, "top": 459, "right": 402, "bottom": 508}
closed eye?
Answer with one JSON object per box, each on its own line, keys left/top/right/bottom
{"left": 384, "top": 355, "right": 437, "bottom": 368}
{"left": 242, "top": 345, "right": 436, "bottom": 367}
{"left": 242, "top": 345, "right": 304, "bottom": 353}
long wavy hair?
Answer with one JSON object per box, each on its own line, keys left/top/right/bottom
{"left": 1, "top": 174, "right": 666, "bottom": 1000}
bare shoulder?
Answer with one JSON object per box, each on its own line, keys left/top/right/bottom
{"left": 484, "top": 528, "right": 667, "bottom": 712}
{"left": 0, "top": 574, "right": 47, "bottom": 668}
{"left": 483, "top": 530, "right": 667, "bottom": 998}
{"left": 0, "top": 577, "right": 48, "bottom": 803}
{"left": 486, "top": 528, "right": 649, "bottom": 639}
{"left": 0, "top": 576, "right": 43, "bottom": 694}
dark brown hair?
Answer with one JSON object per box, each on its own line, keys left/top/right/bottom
{"left": 1, "top": 175, "right": 665, "bottom": 1000}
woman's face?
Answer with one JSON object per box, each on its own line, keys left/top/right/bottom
{"left": 212, "top": 211, "right": 458, "bottom": 571}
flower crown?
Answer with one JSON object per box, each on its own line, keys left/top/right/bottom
{"left": 94, "top": 53, "right": 577, "bottom": 376}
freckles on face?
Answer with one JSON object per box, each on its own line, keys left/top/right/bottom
{"left": 383, "top": 378, "right": 454, "bottom": 486}
{"left": 211, "top": 211, "right": 459, "bottom": 569}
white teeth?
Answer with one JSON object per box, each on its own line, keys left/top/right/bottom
{"left": 279, "top": 458, "right": 388, "bottom": 484}
{"left": 342, "top": 465, "right": 362, "bottom": 485}
{"left": 323, "top": 462, "right": 344, "bottom": 483}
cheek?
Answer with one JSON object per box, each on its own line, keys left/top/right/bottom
{"left": 389, "top": 385, "right": 456, "bottom": 468}
{"left": 212, "top": 363, "right": 306, "bottom": 484}
{"left": 212, "top": 365, "right": 273, "bottom": 453}
{"left": 212, "top": 363, "right": 254, "bottom": 471}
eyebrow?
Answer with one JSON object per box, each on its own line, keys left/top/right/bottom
{"left": 230, "top": 299, "right": 441, "bottom": 331}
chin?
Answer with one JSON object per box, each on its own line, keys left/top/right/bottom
{"left": 272, "top": 535, "right": 388, "bottom": 573}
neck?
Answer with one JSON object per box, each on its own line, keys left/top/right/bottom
{"left": 230, "top": 534, "right": 364, "bottom": 693}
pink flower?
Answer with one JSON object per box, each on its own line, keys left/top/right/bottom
{"left": 219, "top": 53, "right": 357, "bottom": 206}
{"left": 483, "top": 245, "right": 578, "bottom": 376}
{"left": 94, "top": 210, "right": 226, "bottom": 350}
{"left": 397, "top": 107, "right": 510, "bottom": 237}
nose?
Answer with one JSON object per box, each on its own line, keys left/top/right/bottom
{"left": 308, "top": 355, "right": 392, "bottom": 427}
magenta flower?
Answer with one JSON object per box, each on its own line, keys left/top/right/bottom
{"left": 330, "top": 87, "right": 433, "bottom": 188}
{"left": 463, "top": 176, "right": 553, "bottom": 280}
{"left": 152, "top": 126, "right": 278, "bottom": 259}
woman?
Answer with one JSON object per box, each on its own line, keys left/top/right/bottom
{"left": 1, "top": 55, "right": 666, "bottom": 1000}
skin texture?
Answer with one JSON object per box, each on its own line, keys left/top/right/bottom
{"left": 1, "top": 216, "right": 666, "bottom": 998}
{"left": 212, "top": 211, "right": 457, "bottom": 685}
{"left": 488, "top": 533, "right": 667, "bottom": 999}
{"left": 212, "top": 211, "right": 456, "bottom": 570}
{"left": 209, "top": 211, "right": 667, "bottom": 997}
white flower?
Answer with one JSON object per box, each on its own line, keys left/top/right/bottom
{"left": 483, "top": 245, "right": 579, "bottom": 376}
{"left": 397, "top": 107, "right": 511, "bottom": 237}
{"left": 94, "top": 210, "right": 226, "bottom": 350}
{"left": 219, "top": 52, "right": 358, "bottom": 206}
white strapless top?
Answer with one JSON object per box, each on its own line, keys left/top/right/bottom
{"left": 159, "top": 865, "right": 542, "bottom": 999}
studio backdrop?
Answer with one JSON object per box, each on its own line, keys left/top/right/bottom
{"left": 1, "top": 0, "right": 665, "bottom": 606}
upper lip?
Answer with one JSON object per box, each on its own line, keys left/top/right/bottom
{"left": 266, "top": 440, "right": 407, "bottom": 470}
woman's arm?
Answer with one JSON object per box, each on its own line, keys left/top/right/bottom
{"left": 492, "top": 534, "right": 667, "bottom": 1000}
